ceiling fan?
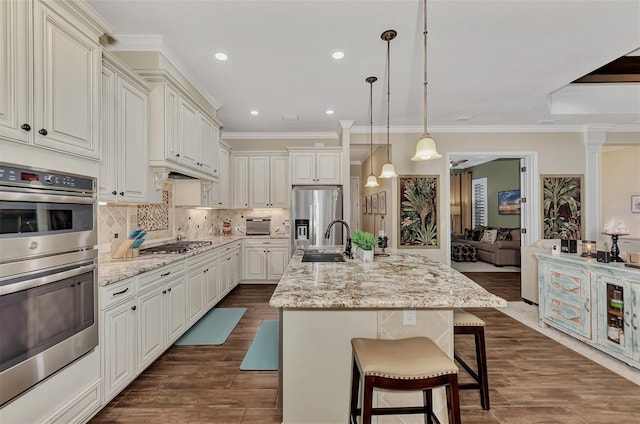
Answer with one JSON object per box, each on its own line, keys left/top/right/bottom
{"left": 449, "top": 159, "right": 469, "bottom": 168}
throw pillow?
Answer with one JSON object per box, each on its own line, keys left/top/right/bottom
{"left": 463, "top": 229, "right": 474, "bottom": 240}
{"left": 496, "top": 228, "right": 512, "bottom": 241}
{"left": 480, "top": 229, "right": 498, "bottom": 244}
{"left": 472, "top": 229, "right": 484, "bottom": 241}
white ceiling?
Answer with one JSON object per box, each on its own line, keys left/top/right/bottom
{"left": 89, "top": 0, "right": 640, "bottom": 140}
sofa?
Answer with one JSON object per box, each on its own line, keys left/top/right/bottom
{"left": 452, "top": 226, "right": 521, "bottom": 266}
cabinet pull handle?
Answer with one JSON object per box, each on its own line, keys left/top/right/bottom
{"left": 112, "top": 287, "right": 129, "bottom": 296}
{"left": 131, "top": 305, "right": 137, "bottom": 311}
{"left": 160, "top": 271, "right": 171, "bottom": 277}
{"left": 21, "top": 123, "right": 31, "bottom": 131}
{"left": 584, "top": 299, "right": 589, "bottom": 312}
{"left": 624, "top": 311, "right": 630, "bottom": 327}
{"left": 119, "top": 191, "right": 125, "bottom": 196}
{"left": 162, "top": 289, "right": 167, "bottom": 294}
{"left": 632, "top": 313, "right": 638, "bottom": 330}
{"left": 112, "top": 190, "right": 117, "bottom": 195}
{"left": 168, "top": 287, "right": 172, "bottom": 292}
{"left": 176, "top": 153, "right": 180, "bottom": 157}
{"left": 39, "top": 128, "right": 48, "bottom": 136}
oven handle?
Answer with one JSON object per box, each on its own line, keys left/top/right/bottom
{"left": 0, "top": 190, "right": 95, "bottom": 204}
{"left": 0, "top": 263, "right": 96, "bottom": 296}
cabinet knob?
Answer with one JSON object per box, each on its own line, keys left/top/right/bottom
{"left": 112, "top": 190, "right": 117, "bottom": 195}
{"left": 176, "top": 153, "right": 180, "bottom": 157}
{"left": 39, "top": 128, "right": 48, "bottom": 136}
{"left": 21, "top": 123, "right": 31, "bottom": 131}
{"left": 162, "top": 290, "right": 167, "bottom": 294}
{"left": 168, "top": 287, "right": 172, "bottom": 292}
{"left": 131, "top": 305, "right": 137, "bottom": 311}
{"left": 119, "top": 191, "right": 125, "bottom": 196}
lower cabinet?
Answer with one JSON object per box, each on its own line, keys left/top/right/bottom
{"left": 538, "top": 254, "right": 640, "bottom": 369}
{"left": 219, "top": 241, "right": 242, "bottom": 297}
{"left": 102, "top": 294, "right": 136, "bottom": 402}
{"left": 243, "top": 238, "right": 289, "bottom": 281}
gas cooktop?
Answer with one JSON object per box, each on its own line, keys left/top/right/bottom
{"left": 140, "top": 240, "right": 212, "bottom": 255}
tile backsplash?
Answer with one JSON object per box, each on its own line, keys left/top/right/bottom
{"left": 98, "top": 182, "right": 290, "bottom": 253}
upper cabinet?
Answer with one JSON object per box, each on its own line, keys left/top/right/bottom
{"left": 233, "top": 153, "right": 289, "bottom": 209}
{"left": 209, "top": 143, "right": 230, "bottom": 208}
{"left": 143, "top": 72, "right": 221, "bottom": 182}
{"left": 290, "top": 150, "right": 341, "bottom": 185}
{"left": 99, "top": 52, "right": 156, "bottom": 203}
{"left": 0, "top": 0, "right": 111, "bottom": 159}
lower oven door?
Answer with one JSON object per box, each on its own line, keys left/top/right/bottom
{"left": 0, "top": 255, "right": 98, "bottom": 406}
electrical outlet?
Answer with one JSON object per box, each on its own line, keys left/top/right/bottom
{"left": 114, "top": 233, "right": 118, "bottom": 239}
{"left": 403, "top": 309, "right": 416, "bottom": 325}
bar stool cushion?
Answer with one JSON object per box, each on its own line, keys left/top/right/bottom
{"left": 351, "top": 337, "right": 458, "bottom": 380}
{"left": 453, "top": 309, "right": 485, "bottom": 327}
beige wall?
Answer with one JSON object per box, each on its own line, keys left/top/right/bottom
{"left": 601, "top": 145, "right": 640, "bottom": 250}
{"left": 360, "top": 146, "right": 392, "bottom": 238}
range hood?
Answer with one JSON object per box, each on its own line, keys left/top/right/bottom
{"left": 173, "top": 178, "right": 210, "bottom": 207}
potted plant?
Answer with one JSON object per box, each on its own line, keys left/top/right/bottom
{"left": 351, "top": 230, "right": 377, "bottom": 262}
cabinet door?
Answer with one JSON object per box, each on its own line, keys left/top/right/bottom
{"left": 291, "top": 152, "right": 316, "bottom": 184}
{"left": 633, "top": 284, "right": 640, "bottom": 363}
{"left": 0, "top": 0, "right": 29, "bottom": 144}
{"left": 316, "top": 152, "right": 341, "bottom": 184}
{"left": 165, "top": 277, "right": 186, "bottom": 345}
{"left": 137, "top": 287, "right": 165, "bottom": 372}
{"left": 267, "top": 247, "right": 289, "bottom": 280}
{"left": 270, "top": 156, "right": 290, "bottom": 207}
{"left": 219, "top": 255, "right": 231, "bottom": 297}
{"left": 117, "top": 77, "right": 147, "bottom": 201}
{"left": 98, "top": 65, "right": 117, "bottom": 201}
{"left": 33, "top": 0, "right": 101, "bottom": 159}
{"left": 218, "top": 148, "right": 230, "bottom": 207}
{"left": 186, "top": 266, "right": 205, "bottom": 326}
{"left": 204, "top": 259, "right": 221, "bottom": 309}
{"left": 231, "top": 249, "right": 242, "bottom": 288}
{"left": 597, "top": 276, "right": 632, "bottom": 357}
{"left": 233, "top": 156, "right": 250, "bottom": 208}
{"left": 540, "top": 261, "right": 592, "bottom": 339}
{"left": 178, "top": 96, "right": 199, "bottom": 168}
{"left": 165, "top": 85, "right": 180, "bottom": 162}
{"left": 199, "top": 113, "right": 215, "bottom": 175}
{"left": 103, "top": 299, "right": 136, "bottom": 402}
{"left": 243, "top": 247, "right": 267, "bottom": 280}
{"left": 250, "top": 156, "right": 270, "bottom": 207}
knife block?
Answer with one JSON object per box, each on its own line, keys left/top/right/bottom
{"left": 112, "top": 239, "right": 140, "bottom": 259}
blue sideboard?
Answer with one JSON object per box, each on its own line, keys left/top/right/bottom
{"left": 537, "top": 253, "right": 640, "bottom": 369}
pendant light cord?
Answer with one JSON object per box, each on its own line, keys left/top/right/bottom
{"left": 369, "top": 78, "right": 374, "bottom": 175}
{"left": 386, "top": 37, "right": 391, "bottom": 162}
{"left": 423, "top": 0, "right": 429, "bottom": 136}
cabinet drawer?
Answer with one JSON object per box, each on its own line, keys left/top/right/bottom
{"left": 138, "top": 262, "right": 185, "bottom": 291}
{"left": 543, "top": 262, "right": 590, "bottom": 304}
{"left": 244, "top": 238, "right": 288, "bottom": 248}
{"left": 545, "top": 293, "right": 592, "bottom": 339}
{"left": 101, "top": 279, "right": 135, "bottom": 309}
{"left": 187, "top": 249, "right": 218, "bottom": 268}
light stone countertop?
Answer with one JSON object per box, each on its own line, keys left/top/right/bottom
{"left": 98, "top": 235, "right": 246, "bottom": 286}
{"left": 269, "top": 249, "right": 507, "bottom": 309}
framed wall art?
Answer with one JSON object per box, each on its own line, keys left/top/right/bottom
{"left": 398, "top": 175, "right": 439, "bottom": 248}
{"left": 378, "top": 191, "right": 387, "bottom": 215}
{"left": 541, "top": 174, "right": 583, "bottom": 239}
{"left": 372, "top": 193, "right": 379, "bottom": 214}
{"left": 365, "top": 195, "right": 372, "bottom": 214}
{"left": 632, "top": 195, "right": 640, "bottom": 214}
{"left": 498, "top": 189, "right": 521, "bottom": 215}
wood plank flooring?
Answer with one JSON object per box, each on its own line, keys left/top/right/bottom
{"left": 91, "top": 273, "right": 640, "bottom": 424}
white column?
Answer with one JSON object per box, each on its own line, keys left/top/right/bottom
{"left": 583, "top": 125, "right": 609, "bottom": 240}
{"left": 339, "top": 120, "right": 354, "bottom": 226}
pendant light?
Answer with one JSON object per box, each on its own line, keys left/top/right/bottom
{"left": 379, "top": 30, "right": 398, "bottom": 178}
{"left": 411, "top": 0, "right": 442, "bottom": 161}
{"left": 364, "top": 76, "right": 380, "bottom": 188}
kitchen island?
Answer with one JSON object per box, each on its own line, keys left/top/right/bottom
{"left": 270, "top": 249, "right": 506, "bottom": 424}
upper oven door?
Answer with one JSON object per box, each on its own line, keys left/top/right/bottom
{"left": 0, "top": 189, "right": 96, "bottom": 262}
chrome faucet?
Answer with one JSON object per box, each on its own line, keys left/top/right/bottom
{"left": 324, "top": 220, "right": 352, "bottom": 259}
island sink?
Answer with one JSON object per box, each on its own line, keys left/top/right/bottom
{"left": 301, "top": 252, "right": 345, "bottom": 262}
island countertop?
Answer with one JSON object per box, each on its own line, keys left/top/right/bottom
{"left": 269, "top": 249, "right": 507, "bottom": 309}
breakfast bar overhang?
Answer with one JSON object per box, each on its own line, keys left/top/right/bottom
{"left": 270, "top": 249, "right": 507, "bottom": 423}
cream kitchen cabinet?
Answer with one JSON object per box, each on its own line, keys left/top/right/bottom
{"left": 232, "top": 156, "right": 250, "bottom": 208}
{"left": 0, "top": 0, "right": 111, "bottom": 159}
{"left": 177, "top": 97, "right": 218, "bottom": 176}
{"left": 99, "top": 53, "right": 152, "bottom": 203}
{"left": 290, "top": 150, "right": 341, "bottom": 185}
{"left": 209, "top": 143, "right": 230, "bottom": 208}
{"left": 100, "top": 278, "right": 136, "bottom": 404}
{"left": 187, "top": 250, "right": 219, "bottom": 325}
{"left": 218, "top": 241, "right": 242, "bottom": 296}
{"left": 136, "top": 262, "right": 187, "bottom": 372}
{"left": 234, "top": 154, "right": 289, "bottom": 208}
{"left": 243, "top": 238, "right": 289, "bottom": 281}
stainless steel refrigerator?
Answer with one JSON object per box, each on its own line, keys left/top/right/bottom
{"left": 290, "top": 186, "right": 343, "bottom": 254}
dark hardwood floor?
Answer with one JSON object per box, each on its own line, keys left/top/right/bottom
{"left": 91, "top": 273, "right": 640, "bottom": 424}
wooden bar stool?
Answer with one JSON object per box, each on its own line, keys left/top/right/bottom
{"left": 350, "top": 337, "right": 461, "bottom": 424}
{"left": 453, "top": 309, "right": 490, "bottom": 410}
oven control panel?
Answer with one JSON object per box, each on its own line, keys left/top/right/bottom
{"left": 0, "top": 163, "right": 94, "bottom": 192}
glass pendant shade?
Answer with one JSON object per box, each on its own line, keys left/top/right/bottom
{"left": 411, "top": 133, "right": 442, "bottom": 161}
{"left": 379, "top": 161, "right": 398, "bottom": 178}
{"left": 365, "top": 173, "right": 379, "bottom": 187}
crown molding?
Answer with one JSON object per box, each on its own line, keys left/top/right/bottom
{"left": 105, "top": 34, "right": 222, "bottom": 110}
{"left": 349, "top": 124, "right": 640, "bottom": 134}
{"left": 221, "top": 132, "right": 339, "bottom": 140}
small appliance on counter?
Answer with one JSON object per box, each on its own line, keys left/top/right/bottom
{"left": 246, "top": 216, "right": 271, "bottom": 236}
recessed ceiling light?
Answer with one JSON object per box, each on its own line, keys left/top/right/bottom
{"left": 250, "top": 110, "right": 259, "bottom": 116}
{"left": 331, "top": 50, "right": 345, "bottom": 60}
{"left": 214, "top": 52, "right": 228, "bottom": 61}
{"left": 325, "top": 109, "right": 334, "bottom": 115}
{"left": 281, "top": 114, "right": 299, "bottom": 121}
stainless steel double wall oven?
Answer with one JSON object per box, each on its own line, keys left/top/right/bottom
{"left": 0, "top": 163, "right": 98, "bottom": 405}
